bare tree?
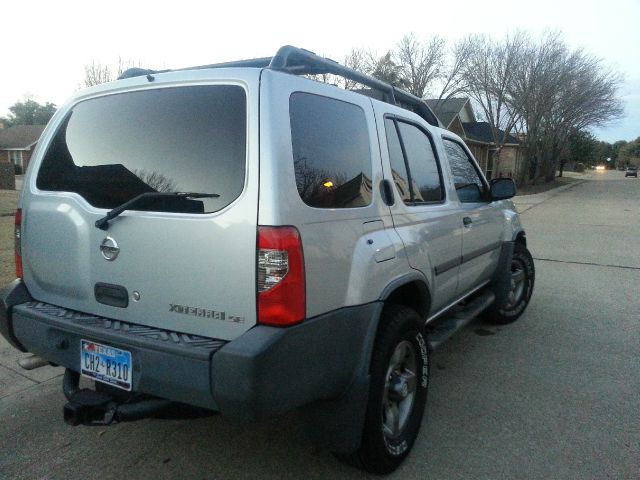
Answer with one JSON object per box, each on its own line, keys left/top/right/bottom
{"left": 332, "top": 31, "right": 624, "bottom": 186}
{"left": 434, "top": 37, "right": 474, "bottom": 100}
{"left": 83, "top": 61, "right": 113, "bottom": 87}
{"left": 395, "top": 33, "right": 446, "bottom": 98}
{"left": 83, "top": 58, "right": 141, "bottom": 87}
{"left": 510, "top": 31, "right": 623, "bottom": 183}
{"left": 342, "top": 48, "right": 368, "bottom": 90}
{"left": 459, "top": 32, "right": 528, "bottom": 175}
{"left": 134, "top": 169, "right": 179, "bottom": 192}
{"left": 364, "top": 51, "right": 406, "bottom": 88}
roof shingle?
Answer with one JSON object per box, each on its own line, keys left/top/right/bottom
{"left": 462, "top": 122, "right": 519, "bottom": 145}
{"left": 0, "top": 125, "right": 46, "bottom": 149}
{"left": 425, "top": 98, "right": 469, "bottom": 127}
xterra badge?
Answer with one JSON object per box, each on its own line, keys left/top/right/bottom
{"left": 169, "top": 303, "right": 245, "bottom": 324}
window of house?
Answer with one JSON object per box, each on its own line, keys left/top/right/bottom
{"left": 443, "top": 138, "right": 486, "bottom": 203}
{"left": 9, "top": 151, "right": 23, "bottom": 168}
{"left": 384, "top": 118, "right": 444, "bottom": 205}
{"left": 290, "top": 92, "right": 372, "bottom": 208}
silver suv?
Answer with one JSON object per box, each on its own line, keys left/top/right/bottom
{"left": 0, "top": 46, "right": 534, "bottom": 474}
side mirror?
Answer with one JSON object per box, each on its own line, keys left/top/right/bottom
{"left": 490, "top": 178, "right": 516, "bottom": 200}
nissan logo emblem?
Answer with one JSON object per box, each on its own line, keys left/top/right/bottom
{"left": 100, "top": 236, "right": 120, "bottom": 261}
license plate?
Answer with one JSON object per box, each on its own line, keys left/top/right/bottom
{"left": 80, "top": 340, "right": 132, "bottom": 391}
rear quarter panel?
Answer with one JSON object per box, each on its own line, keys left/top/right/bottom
{"left": 258, "top": 71, "right": 412, "bottom": 318}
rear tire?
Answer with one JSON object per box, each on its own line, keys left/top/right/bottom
{"left": 485, "top": 243, "right": 535, "bottom": 324}
{"left": 342, "top": 305, "right": 429, "bottom": 474}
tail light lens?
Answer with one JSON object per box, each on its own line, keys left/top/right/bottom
{"left": 15, "top": 208, "right": 23, "bottom": 279}
{"left": 257, "top": 226, "right": 305, "bottom": 326}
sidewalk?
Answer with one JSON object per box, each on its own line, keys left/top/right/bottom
{"left": 513, "top": 173, "right": 590, "bottom": 213}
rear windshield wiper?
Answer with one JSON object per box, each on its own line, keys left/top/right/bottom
{"left": 95, "top": 191, "right": 219, "bottom": 230}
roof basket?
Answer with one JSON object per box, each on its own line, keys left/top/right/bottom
{"left": 118, "top": 45, "right": 441, "bottom": 127}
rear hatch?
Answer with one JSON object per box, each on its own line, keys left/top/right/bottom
{"left": 21, "top": 74, "right": 260, "bottom": 340}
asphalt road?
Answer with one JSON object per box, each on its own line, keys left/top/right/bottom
{"left": 1, "top": 170, "right": 638, "bottom": 479}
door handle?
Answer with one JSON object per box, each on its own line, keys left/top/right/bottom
{"left": 463, "top": 217, "right": 473, "bottom": 227}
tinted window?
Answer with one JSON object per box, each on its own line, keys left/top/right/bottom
{"left": 397, "top": 122, "right": 443, "bottom": 203}
{"left": 37, "top": 85, "right": 247, "bottom": 214}
{"left": 443, "top": 139, "right": 485, "bottom": 203}
{"left": 384, "top": 118, "right": 411, "bottom": 203}
{"left": 290, "top": 93, "right": 372, "bottom": 208}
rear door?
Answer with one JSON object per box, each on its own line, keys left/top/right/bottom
{"left": 22, "top": 74, "right": 260, "bottom": 341}
{"left": 375, "top": 109, "right": 462, "bottom": 314}
{"left": 441, "top": 137, "right": 503, "bottom": 295}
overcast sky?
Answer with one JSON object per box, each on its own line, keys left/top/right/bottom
{"left": 3, "top": 0, "right": 638, "bottom": 143}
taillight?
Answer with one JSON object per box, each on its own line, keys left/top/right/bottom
{"left": 257, "top": 226, "right": 305, "bottom": 326}
{"left": 15, "top": 208, "right": 23, "bottom": 279}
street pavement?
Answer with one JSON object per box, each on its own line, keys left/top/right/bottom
{"left": 0, "top": 170, "right": 638, "bottom": 479}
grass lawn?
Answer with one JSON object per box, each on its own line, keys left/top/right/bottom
{"left": 516, "top": 174, "right": 582, "bottom": 196}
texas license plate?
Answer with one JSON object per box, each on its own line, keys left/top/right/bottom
{"left": 80, "top": 340, "right": 132, "bottom": 391}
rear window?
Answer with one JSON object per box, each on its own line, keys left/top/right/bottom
{"left": 37, "top": 85, "right": 247, "bottom": 214}
{"left": 290, "top": 92, "right": 372, "bottom": 208}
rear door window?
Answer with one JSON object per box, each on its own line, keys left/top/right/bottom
{"left": 384, "top": 118, "right": 411, "bottom": 203}
{"left": 384, "top": 118, "right": 444, "bottom": 204}
{"left": 37, "top": 85, "right": 247, "bottom": 214}
{"left": 290, "top": 92, "right": 372, "bottom": 208}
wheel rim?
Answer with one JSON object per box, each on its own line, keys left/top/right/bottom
{"left": 382, "top": 340, "right": 418, "bottom": 440}
{"left": 506, "top": 257, "right": 526, "bottom": 308}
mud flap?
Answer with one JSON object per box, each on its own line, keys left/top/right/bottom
{"left": 300, "top": 374, "right": 370, "bottom": 453}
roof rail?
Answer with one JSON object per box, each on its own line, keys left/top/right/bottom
{"left": 118, "top": 46, "right": 441, "bottom": 127}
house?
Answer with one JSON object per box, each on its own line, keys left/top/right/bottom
{"left": 0, "top": 125, "right": 46, "bottom": 174}
{"left": 425, "top": 98, "right": 521, "bottom": 180}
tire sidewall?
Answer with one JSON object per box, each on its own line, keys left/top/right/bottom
{"left": 496, "top": 245, "right": 535, "bottom": 319}
{"left": 365, "top": 311, "right": 429, "bottom": 466}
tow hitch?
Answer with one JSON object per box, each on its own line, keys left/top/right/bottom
{"left": 62, "top": 369, "right": 174, "bottom": 426}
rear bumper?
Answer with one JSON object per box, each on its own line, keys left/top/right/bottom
{"left": 1, "top": 280, "right": 379, "bottom": 420}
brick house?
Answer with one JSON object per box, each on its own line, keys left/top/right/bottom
{"left": 0, "top": 125, "right": 46, "bottom": 189}
{"left": 426, "top": 98, "right": 521, "bottom": 180}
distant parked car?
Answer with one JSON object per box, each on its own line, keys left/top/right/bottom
{"left": 625, "top": 166, "right": 638, "bottom": 177}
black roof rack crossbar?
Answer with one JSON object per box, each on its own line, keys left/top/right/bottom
{"left": 117, "top": 46, "right": 440, "bottom": 127}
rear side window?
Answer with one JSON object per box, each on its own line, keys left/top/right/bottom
{"left": 37, "top": 85, "right": 247, "bottom": 214}
{"left": 290, "top": 93, "right": 372, "bottom": 208}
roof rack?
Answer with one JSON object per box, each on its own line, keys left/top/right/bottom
{"left": 118, "top": 45, "right": 441, "bottom": 127}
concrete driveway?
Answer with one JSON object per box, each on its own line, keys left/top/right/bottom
{"left": 1, "top": 170, "right": 638, "bottom": 479}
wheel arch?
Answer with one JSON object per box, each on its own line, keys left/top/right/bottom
{"left": 379, "top": 274, "right": 431, "bottom": 321}
{"left": 513, "top": 230, "right": 527, "bottom": 247}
